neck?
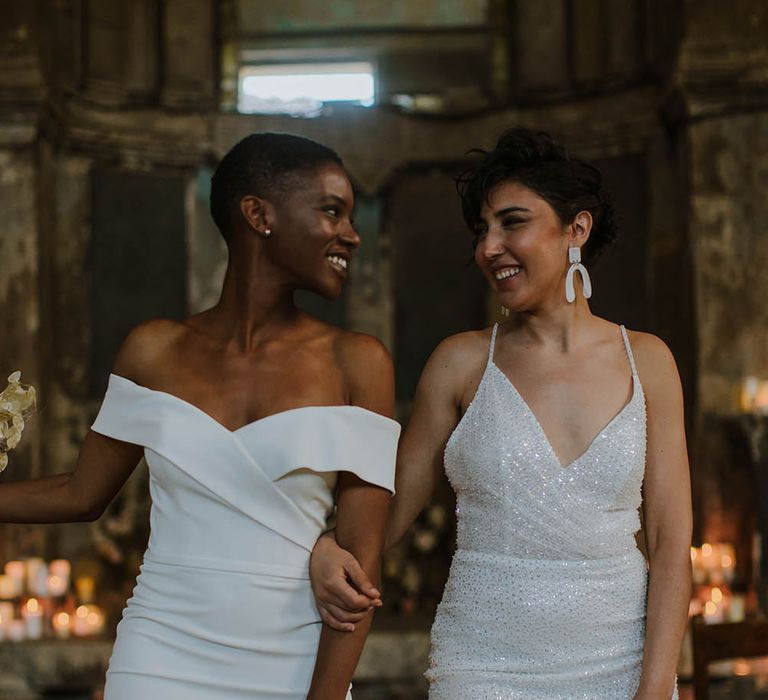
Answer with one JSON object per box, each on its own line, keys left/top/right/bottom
{"left": 208, "top": 235, "right": 299, "bottom": 351}
{"left": 509, "top": 278, "right": 594, "bottom": 349}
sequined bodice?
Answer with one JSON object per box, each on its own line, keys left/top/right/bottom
{"left": 444, "top": 324, "right": 646, "bottom": 562}
{"left": 428, "top": 325, "right": 675, "bottom": 699}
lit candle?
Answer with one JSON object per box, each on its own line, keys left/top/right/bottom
{"left": 52, "top": 611, "right": 72, "bottom": 639}
{"left": 26, "top": 558, "right": 47, "bottom": 596}
{"left": 0, "top": 575, "right": 16, "bottom": 599}
{"left": 4, "top": 561, "right": 24, "bottom": 596}
{"left": 7, "top": 618, "right": 25, "bottom": 642}
{"left": 72, "top": 604, "right": 105, "bottom": 637}
{"left": 719, "top": 545, "right": 736, "bottom": 584}
{"left": 86, "top": 607, "right": 105, "bottom": 635}
{"left": 22, "top": 598, "right": 43, "bottom": 639}
{"left": 75, "top": 576, "right": 95, "bottom": 604}
{"left": 729, "top": 593, "right": 746, "bottom": 622}
{"left": 0, "top": 601, "right": 14, "bottom": 626}
{"left": 703, "top": 599, "right": 724, "bottom": 623}
{"left": 49, "top": 560, "right": 70, "bottom": 587}
{"left": 690, "top": 547, "right": 707, "bottom": 585}
{"left": 0, "top": 603, "right": 12, "bottom": 641}
{"left": 46, "top": 574, "right": 68, "bottom": 597}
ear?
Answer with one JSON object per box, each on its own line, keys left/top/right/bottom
{"left": 568, "top": 210, "right": 593, "bottom": 247}
{"left": 239, "top": 195, "right": 274, "bottom": 236}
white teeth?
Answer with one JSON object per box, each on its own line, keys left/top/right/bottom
{"left": 495, "top": 267, "right": 521, "bottom": 281}
{"left": 327, "top": 255, "right": 348, "bottom": 270}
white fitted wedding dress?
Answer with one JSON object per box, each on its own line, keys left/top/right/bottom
{"left": 91, "top": 374, "right": 400, "bottom": 700}
{"left": 427, "top": 325, "right": 678, "bottom": 699}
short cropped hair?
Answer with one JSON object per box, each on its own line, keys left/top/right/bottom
{"left": 210, "top": 132, "right": 343, "bottom": 239}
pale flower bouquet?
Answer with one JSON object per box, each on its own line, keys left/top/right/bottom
{"left": 0, "top": 371, "right": 37, "bottom": 472}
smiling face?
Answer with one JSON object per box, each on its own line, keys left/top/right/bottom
{"left": 473, "top": 181, "right": 575, "bottom": 312}
{"left": 265, "top": 162, "right": 360, "bottom": 300}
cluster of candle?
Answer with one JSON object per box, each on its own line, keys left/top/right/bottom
{"left": 0, "top": 559, "right": 105, "bottom": 641}
{"left": 740, "top": 376, "right": 768, "bottom": 414}
{"left": 689, "top": 544, "right": 746, "bottom": 624}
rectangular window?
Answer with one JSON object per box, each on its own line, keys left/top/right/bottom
{"left": 237, "top": 62, "right": 375, "bottom": 116}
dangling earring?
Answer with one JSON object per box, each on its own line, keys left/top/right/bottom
{"left": 565, "top": 246, "right": 592, "bottom": 303}
{"left": 500, "top": 306, "right": 510, "bottom": 318}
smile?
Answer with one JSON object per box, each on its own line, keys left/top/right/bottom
{"left": 326, "top": 255, "right": 348, "bottom": 272}
{"left": 494, "top": 266, "right": 521, "bottom": 281}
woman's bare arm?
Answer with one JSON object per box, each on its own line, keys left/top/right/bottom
{"left": 306, "top": 335, "right": 395, "bottom": 699}
{"left": 310, "top": 333, "right": 483, "bottom": 631}
{"left": 0, "top": 431, "right": 142, "bottom": 522}
{"left": 0, "top": 323, "right": 169, "bottom": 524}
{"left": 632, "top": 333, "right": 693, "bottom": 699}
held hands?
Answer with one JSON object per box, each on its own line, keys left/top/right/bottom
{"left": 309, "top": 531, "right": 382, "bottom": 632}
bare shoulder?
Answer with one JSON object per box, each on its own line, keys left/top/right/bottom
{"left": 334, "top": 330, "right": 394, "bottom": 416}
{"left": 113, "top": 318, "right": 188, "bottom": 384}
{"left": 334, "top": 329, "right": 392, "bottom": 373}
{"left": 427, "top": 328, "right": 490, "bottom": 376}
{"left": 625, "top": 330, "right": 681, "bottom": 396}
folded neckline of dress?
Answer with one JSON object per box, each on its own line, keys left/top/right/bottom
{"left": 107, "top": 373, "right": 401, "bottom": 436}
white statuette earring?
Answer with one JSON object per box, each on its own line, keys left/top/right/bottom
{"left": 565, "top": 246, "right": 592, "bottom": 303}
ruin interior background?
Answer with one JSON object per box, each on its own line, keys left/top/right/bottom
{"left": 1, "top": 1, "right": 768, "bottom": 698}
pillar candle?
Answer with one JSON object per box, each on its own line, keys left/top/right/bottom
{"left": 0, "top": 575, "right": 16, "bottom": 599}
{"left": 22, "top": 598, "right": 43, "bottom": 639}
{"left": 75, "top": 576, "right": 95, "bottom": 603}
{"left": 49, "top": 560, "right": 71, "bottom": 589}
{"left": 4, "top": 561, "right": 24, "bottom": 596}
{"left": 52, "top": 611, "right": 72, "bottom": 639}
{"left": 26, "top": 559, "right": 47, "bottom": 596}
{"left": 7, "top": 619, "right": 25, "bottom": 642}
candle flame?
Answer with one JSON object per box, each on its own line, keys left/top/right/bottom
{"left": 25, "top": 598, "right": 39, "bottom": 613}
{"left": 55, "top": 611, "right": 70, "bottom": 626}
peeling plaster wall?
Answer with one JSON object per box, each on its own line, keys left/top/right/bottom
{"left": 692, "top": 113, "right": 768, "bottom": 412}
{"left": 0, "top": 149, "right": 40, "bottom": 477}
{"left": 236, "top": 0, "right": 488, "bottom": 31}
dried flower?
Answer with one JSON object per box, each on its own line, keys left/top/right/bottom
{"left": 0, "top": 371, "right": 37, "bottom": 472}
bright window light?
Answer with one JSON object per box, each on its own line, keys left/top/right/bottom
{"left": 238, "top": 62, "right": 375, "bottom": 117}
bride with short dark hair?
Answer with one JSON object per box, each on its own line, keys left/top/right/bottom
{"left": 311, "top": 128, "right": 691, "bottom": 699}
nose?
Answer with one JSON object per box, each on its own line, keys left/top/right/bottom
{"left": 340, "top": 220, "right": 361, "bottom": 250}
{"left": 476, "top": 227, "right": 505, "bottom": 262}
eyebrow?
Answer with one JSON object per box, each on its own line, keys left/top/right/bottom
{"left": 320, "top": 194, "right": 348, "bottom": 205}
{"left": 493, "top": 206, "right": 531, "bottom": 218}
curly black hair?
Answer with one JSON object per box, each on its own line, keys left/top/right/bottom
{"left": 210, "top": 133, "right": 343, "bottom": 240}
{"left": 456, "top": 128, "right": 617, "bottom": 265}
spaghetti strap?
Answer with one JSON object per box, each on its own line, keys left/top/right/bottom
{"left": 487, "top": 324, "right": 499, "bottom": 366}
{"left": 619, "top": 325, "right": 638, "bottom": 377}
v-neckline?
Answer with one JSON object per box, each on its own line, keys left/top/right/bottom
{"left": 488, "top": 361, "right": 640, "bottom": 470}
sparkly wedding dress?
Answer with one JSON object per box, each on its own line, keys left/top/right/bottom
{"left": 92, "top": 374, "right": 399, "bottom": 700}
{"left": 427, "top": 325, "right": 677, "bottom": 699}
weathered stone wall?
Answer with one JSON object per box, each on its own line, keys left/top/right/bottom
{"left": 692, "top": 114, "right": 768, "bottom": 414}
{"left": 0, "top": 0, "right": 767, "bottom": 662}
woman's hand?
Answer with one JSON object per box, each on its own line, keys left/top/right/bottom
{"left": 310, "top": 531, "right": 381, "bottom": 632}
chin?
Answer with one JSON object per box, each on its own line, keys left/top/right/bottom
{"left": 313, "top": 279, "right": 344, "bottom": 301}
{"left": 499, "top": 293, "right": 534, "bottom": 314}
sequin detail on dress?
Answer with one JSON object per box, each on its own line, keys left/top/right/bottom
{"left": 426, "top": 325, "right": 678, "bottom": 699}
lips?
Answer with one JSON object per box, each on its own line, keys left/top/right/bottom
{"left": 494, "top": 266, "right": 521, "bottom": 281}
{"left": 326, "top": 254, "right": 349, "bottom": 276}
